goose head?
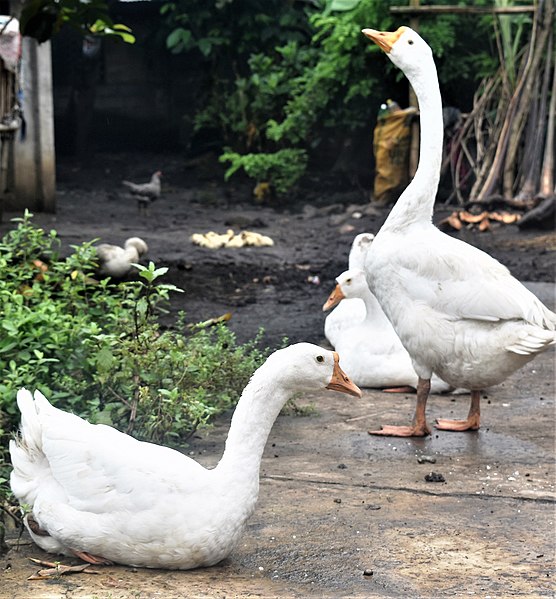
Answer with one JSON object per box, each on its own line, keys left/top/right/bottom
{"left": 124, "top": 237, "right": 149, "bottom": 257}
{"left": 348, "top": 233, "right": 375, "bottom": 270}
{"left": 362, "top": 26, "right": 432, "bottom": 79}
{"left": 261, "top": 343, "right": 361, "bottom": 397}
{"left": 323, "top": 269, "right": 368, "bottom": 311}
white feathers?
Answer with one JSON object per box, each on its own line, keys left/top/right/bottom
{"left": 363, "top": 26, "right": 556, "bottom": 392}
{"left": 122, "top": 171, "right": 162, "bottom": 201}
{"left": 324, "top": 233, "right": 373, "bottom": 347}
{"left": 324, "top": 269, "right": 452, "bottom": 392}
{"left": 95, "top": 237, "right": 148, "bottom": 278}
{"left": 9, "top": 344, "right": 359, "bottom": 569}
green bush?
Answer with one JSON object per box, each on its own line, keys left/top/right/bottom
{"left": 0, "top": 212, "right": 270, "bottom": 509}
{"left": 161, "top": 0, "right": 499, "bottom": 194}
{"left": 220, "top": 148, "right": 308, "bottom": 195}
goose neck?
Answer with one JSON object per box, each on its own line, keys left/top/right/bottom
{"left": 382, "top": 57, "right": 443, "bottom": 231}
{"left": 215, "top": 377, "right": 287, "bottom": 482}
{"left": 360, "top": 284, "right": 383, "bottom": 317}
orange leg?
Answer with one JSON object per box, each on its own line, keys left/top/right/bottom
{"left": 71, "top": 549, "right": 113, "bottom": 565}
{"left": 382, "top": 385, "right": 415, "bottom": 393}
{"left": 435, "top": 389, "right": 481, "bottom": 432}
{"left": 369, "top": 377, "right": 432, "bottom": 437}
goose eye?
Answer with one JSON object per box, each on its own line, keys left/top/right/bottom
{"left": 316, "top": 355, "right": 324, "bottom": 363}
{"left": 408, "top": 39, "right": 414, "bottom": 45}
{"left": 346, "top": 279, "right": 352, "bottom": 284}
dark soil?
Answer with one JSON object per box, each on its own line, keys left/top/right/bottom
{"left": 2, "top": 151, "right": 554, "bottom": 350}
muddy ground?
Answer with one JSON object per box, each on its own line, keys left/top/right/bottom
{"left": 2, "top": 151, "right": 553, "bottom": 350}
{"left": 0, "top": 152, "right": 555, "bottom": 598}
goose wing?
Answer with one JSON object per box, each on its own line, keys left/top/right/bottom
{"left": 376, "top": 228, "right": 555, "bottom": 329}
{"left": 12, "top": 390, "right": 205, "bottom": 515}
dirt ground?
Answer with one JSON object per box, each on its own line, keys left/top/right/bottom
{"left": 1, "top": 151, "right": 553, "bottom": 349}
{"left": 0, "top": 152, "right": 555, "bottom": 598}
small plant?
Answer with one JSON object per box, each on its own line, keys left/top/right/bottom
{"left": 219, "top": 148, "right": 308, "bottom": 196}
{"left": 0, "top": 213, "right": 270, "bottom": 528}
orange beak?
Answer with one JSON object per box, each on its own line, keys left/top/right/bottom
{"left": 362, "top": 27, "right": 406, "bottom": 53}
{"left": 326, "top": 352, "right": 361, "bottom": 397}
{"left": 323, "top": 284, "right": 345, "bottom": 312}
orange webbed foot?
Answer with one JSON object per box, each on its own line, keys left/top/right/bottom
{"left": 435, "top": 416, "right": 480, "bottom": 432}
{"left": 368, "top": 423, "right": 431, "bottom": 437}
{"left": 71, "top": 550, "right": 113, "bottom": 565}
{"left": 382, "top": 386, "right": 415, "bottom": 393}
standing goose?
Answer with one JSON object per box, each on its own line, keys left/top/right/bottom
{"left": 362, "top": 26, "right": 555, "bottom": 436}
{"left": 10, "top": 344, "right": 360, "bottom": 569}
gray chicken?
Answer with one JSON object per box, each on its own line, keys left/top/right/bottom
{"left": 122, "top": 171, "right": 162, "bottom": 214}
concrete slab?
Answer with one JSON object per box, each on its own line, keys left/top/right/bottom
{"left": 2, "top": 348, "right": 554, "bottom": 598}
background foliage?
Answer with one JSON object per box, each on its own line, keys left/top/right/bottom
{"left": 160, "top": 0, "right": 497, "bottom": 194}
{"left": 16, "top": 0, "right": 134, "bottom": 43}
{"left": 17, "top": 0, "right": 506, "bottom": 193}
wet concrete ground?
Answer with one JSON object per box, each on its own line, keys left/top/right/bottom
{"left": 2, "top": 308, "right": 554, "bottom": 598}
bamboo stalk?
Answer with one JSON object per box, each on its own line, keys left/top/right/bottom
{"left": 474, "top": 4, "right": 540, "bottom": 200}
{"left": 468, "top": 72, "right": 509, "bottom": 199}
{"left": 515, "top": 31, "right": 552, "bottom": 201}
{"left": 539, "top": 32, "right": 555, "bottom": 198}
{"left": 502, "top": 1, "right": 551, "bottom": 197}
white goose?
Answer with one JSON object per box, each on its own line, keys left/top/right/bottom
{"left": 10, "top": 344, "right": 360, "bottom": 569}
{"left": 96, "top": 237, "right": 148, "bottom": 278}
{"left": 324, "top": 268, "right": 452, "bottom": 393}
{"left": 362, "top": 26, "right": 556, "bottom": 436}
{"left": 324, "top": 233, "right": 374, "bottom": 348}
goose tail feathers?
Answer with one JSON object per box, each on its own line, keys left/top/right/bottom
{"left": 9, "top": 389, "right": 50, "bottom": 506}
{"left": 506, "top": 329, "right": 556, "bottom": 356}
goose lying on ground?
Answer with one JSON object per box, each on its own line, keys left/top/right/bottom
{"left": 324, "top": 268, "right": 452, "bottom": 393}
{"left": 95, "top": 237, "right": 148, "bottom": 278}
{"left": 362, "top": 26, "right": 555, "bottom": 436}
{"left": 324, "top": 233, "right": 374, "bottom": 348}
{"left": 10, "top": 344, "right": 360, "bottom": 570}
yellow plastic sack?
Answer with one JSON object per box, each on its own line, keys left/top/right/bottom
{"left": 373, "top": 107, "right": 416, "bottom": 205}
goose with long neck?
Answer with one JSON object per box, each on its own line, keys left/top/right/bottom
{"left": 10, "top": 344, "right": 360, "bottom": 569}
{"left": 362, "top": 26, "right": 555, "bottom": 436}
{"left": 323, "top": 268, "right": 451, "bottom": 393}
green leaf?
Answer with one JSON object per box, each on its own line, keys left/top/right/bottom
{"left": 96, "top": 347, "right": 114, "bottom": 372}
{"left": 156, "top": 284, "right": 184, "bottom": 294}
{"left": 329, "top": 0, "right": 362, "bottom": 12}
{"left": 166, "top": 27, "right": 191, "bottom": 50}
{"left": 198, "top": 38, "right": 212, "bottom": 57}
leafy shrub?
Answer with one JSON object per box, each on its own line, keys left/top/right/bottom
{"left": 220, "top": 148, "right": 308, "bottom": 195}
{"left": 0, "top": 212, "right": 269, "bottom": 511}
{"left": 161, "top": 0, "right": 499, "bottom": 194}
